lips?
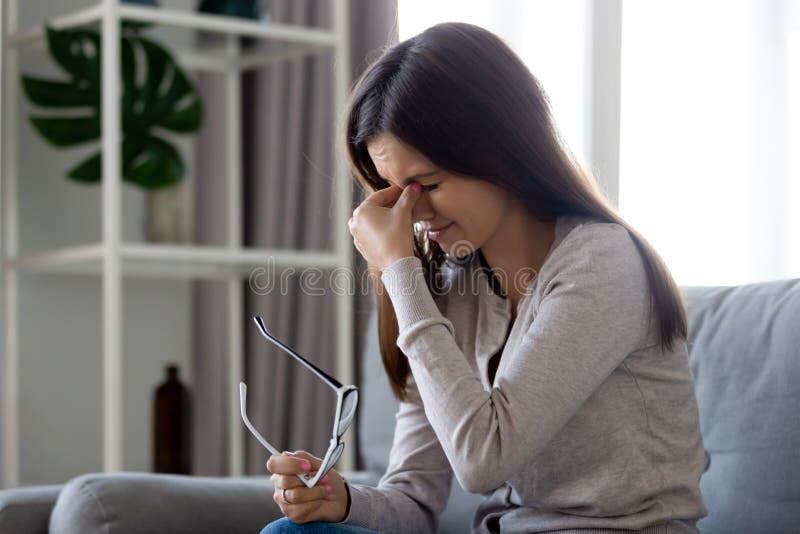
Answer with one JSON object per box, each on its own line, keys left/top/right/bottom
{"left": 427, "top": 223, "right": 452, "bottom": 232}
{"left": 427, "top": 222, "right": 453, "bottom": 239}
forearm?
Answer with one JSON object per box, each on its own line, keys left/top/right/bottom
{"left": 339, "top": 482, "right": 442, "bottom": 534}
{"left": 379, "top": 256, "right": 522, "bottom": 491}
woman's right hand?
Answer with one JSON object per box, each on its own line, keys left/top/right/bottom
{"left": 266, "top": 450, "right": 350, "bottom": 524}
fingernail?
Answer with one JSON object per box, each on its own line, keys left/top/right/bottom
{"left": 325, "top": 485, "right": 332, "bottom": 493}
{"left": 321, "top": 474, "right": 329, "bottom": 483}
{"left": 282, "top": 451, "right": 295, "bottom": 456}
{"left": 300, "top": 461, "right": 311, "bottom": 471}
{"left": 411, "top": 183, "right": 423, "bottom": 192}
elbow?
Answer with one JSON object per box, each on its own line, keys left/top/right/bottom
{"left": 448, "top": 434, "right": 513, "bottom": 494}
{"left": 450, "top": 436, "right": 528, "bottom": 493}
{"left": 459, "top": 477, "right": 494, "bottom": 495}
{"left": 448, "top": 396, "right": 538, "bottom": 494}
{"left": 454, "top": 464, "right": 506, "bottom": 494}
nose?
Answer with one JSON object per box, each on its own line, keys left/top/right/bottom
{"left": 411, "top": 191, "right": 436, "bottom": 224}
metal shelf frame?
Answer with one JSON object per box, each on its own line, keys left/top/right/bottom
{"left": 1, "top": 0, "right": 354, "bottom": 487}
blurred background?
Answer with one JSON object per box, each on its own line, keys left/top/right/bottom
{"left": 1, "top": 0, "right": 798, "bottom": 489}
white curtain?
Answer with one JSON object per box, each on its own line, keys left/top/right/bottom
{"left": 192, "top": 0, "right": 399, "bottom": 477}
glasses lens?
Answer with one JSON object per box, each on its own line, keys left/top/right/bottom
{"left": 337, "top": 389, "right": 358, "bottom": 438}
{"left": 318, "top": 441, "right": 345, "bottom": 478}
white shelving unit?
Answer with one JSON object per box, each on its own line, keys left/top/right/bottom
{"left": 1, "top": 0, "right": 354, "bottom": 487}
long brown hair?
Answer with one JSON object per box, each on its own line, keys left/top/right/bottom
{"left": 339, "top": 22, "right": 687, "bottom": 402}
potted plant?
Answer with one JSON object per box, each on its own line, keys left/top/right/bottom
{"left": 21, "top": 0, "right": 268, "bottom": 243}
{"left": 20, "top": 9, "right": 204, "bottom": 242}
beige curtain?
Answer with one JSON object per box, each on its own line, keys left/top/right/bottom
{"left": 191, "top": 0, "right": 399, "bottom": 476}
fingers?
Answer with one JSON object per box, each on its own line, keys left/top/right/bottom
{"left": 275, "top": 482, "right": 333, "bottom": 506}
{"left": 265, "top": 451, "right": 314, "bottom": 476}
{"left": 271, "top": 473, "right": 305, "bottom": 490}
{"left": 348, "top": 211, "right": 365, "bottom": 255}
{"left": 350, "top": 183, "right": 420, "bottom": 229}
{"left": 364, "top": 184, "right": 402, "bottom": 206}
{"left": 272, "top": 491, "right": 323, "bottom": 525}
{"left": 393, "top": 182, "right": 422, "bottom": 213}
{"left": 267, "top": 450, "right": 336, "bottom": 525}
{"left": 290, "top": 450, "right": 324, "bottom": 471}
{"left": 266, "top": 450, "right": 329, "bottom": 489}
{"left": 271, "top": 471, "right": 330, "bottom": 490}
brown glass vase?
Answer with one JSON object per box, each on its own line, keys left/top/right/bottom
{"left": 152, "top": 363, "right": 192, "bottom": 474}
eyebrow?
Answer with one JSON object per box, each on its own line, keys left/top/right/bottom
{"left": 380, "top": 171, "right": 438, "bottom": 186}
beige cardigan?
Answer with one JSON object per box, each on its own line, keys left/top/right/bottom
{"left": 342, "top": 214, "right": 707, "bottom": 534}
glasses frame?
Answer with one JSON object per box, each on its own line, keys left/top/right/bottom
{"left": 239, "top": 316, "right": 358, "bottom": 488}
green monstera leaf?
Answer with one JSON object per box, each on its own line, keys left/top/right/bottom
{"left": 21, "top": 26, "right": 203, "bottom": 189}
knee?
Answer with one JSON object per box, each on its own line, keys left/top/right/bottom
{"left": 260, "top": 517, "right": 299, "bottom": 534}
{"left": 260, "top": 517, "right": 375, "bottom": 534}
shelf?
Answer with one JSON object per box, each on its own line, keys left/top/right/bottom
{"left": 5, "top": 242, "right": 344, "bottom": 279}
{"left": 6, "top": 3, "right": 336, "bottom": 71}
{"left": 2, "top": 0, "right": 354, "bottom": 485}
{"left": 6, "top": 4, "right": 105, "bottom": 45}
{"left": 179, "top": 41, "right": 330, "bottom": 72}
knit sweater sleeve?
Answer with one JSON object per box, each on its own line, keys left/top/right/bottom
{"left": 377, "top": 223, "right": 651, "bottom": 494}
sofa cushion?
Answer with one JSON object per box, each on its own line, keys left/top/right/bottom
{"left": 0, "top": 484, "right": 62, "bottom": 534}
{"left": 49, "top": 472, "right": 279, "bottom": 534}
{"left": 683, "top": 279, "right": 800, "bottom": 534}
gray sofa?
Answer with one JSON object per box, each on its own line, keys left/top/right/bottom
{"left": 1, "top": 278, "right": 798, "bottom": 533}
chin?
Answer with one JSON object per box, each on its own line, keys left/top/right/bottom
{"left": 443, "top": 237, "right": 478, "bottom": 259}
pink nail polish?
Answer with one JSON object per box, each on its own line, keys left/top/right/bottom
{"left": 411, "top": 183, "right": 422, "bottom": 192}
{"left": 325, "top": 485, "right": 332, "bottom": 493}
{"left": 321, "top": 474, "right": 329, "bottom": 483}
{"left": 301, "top": 461, "right": 311, "bottom": 471}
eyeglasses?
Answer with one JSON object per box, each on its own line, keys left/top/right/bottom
{"left": 239, "top": 316, "right": 359, "bottom": 488}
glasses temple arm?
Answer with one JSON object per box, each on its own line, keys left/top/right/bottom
{"left": 240, "top": 383, "right": 328, "bottom": 489}
{"left": 239, "top": 383, "right": 282, "bottom": 457}
{"left": 253, "top": 317, "right": 343, "bottom": 389}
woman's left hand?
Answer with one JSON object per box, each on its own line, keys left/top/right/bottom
{"left": 348, "top": 183, "right": 422, "bottom": 270}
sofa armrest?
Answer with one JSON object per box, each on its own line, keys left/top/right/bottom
{"left": 47, "top": 470, "right": 383, "bottom": 534}
{"left": 0, "top": 484, "right": 63, "bottom": 534}
{"left": 49, "top": 472, "right": 280, "bottom": 534}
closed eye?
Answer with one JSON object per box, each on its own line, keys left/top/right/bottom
{"left": 423, "top": 184, "right": 439, "bottom": 192}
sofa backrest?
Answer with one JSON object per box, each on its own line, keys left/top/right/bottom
{"left": 682, "top": 278, "right": 800, "bottom": 534}
{"left": 358, "top": 310, "right": 399, "bottom": 475}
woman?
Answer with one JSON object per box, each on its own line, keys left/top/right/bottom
{"left": 261, "top": 22, "right": 708, "bottom": 534}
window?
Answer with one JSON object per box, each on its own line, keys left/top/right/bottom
{"left": 398, "top": 0, "right": 798, "bottom": 286}
{"left": 619, "top": 0, "right": 799, "bottom": 285}
{"left": 398, "top": 0, "right": 590, "bottom": 170}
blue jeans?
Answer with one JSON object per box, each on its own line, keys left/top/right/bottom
{"left": 260, "top": 517, "right": 382, "bottom": 534}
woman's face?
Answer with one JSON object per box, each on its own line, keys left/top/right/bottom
{"left": 366, "top": 133, "right": 512, "bottom": 256}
